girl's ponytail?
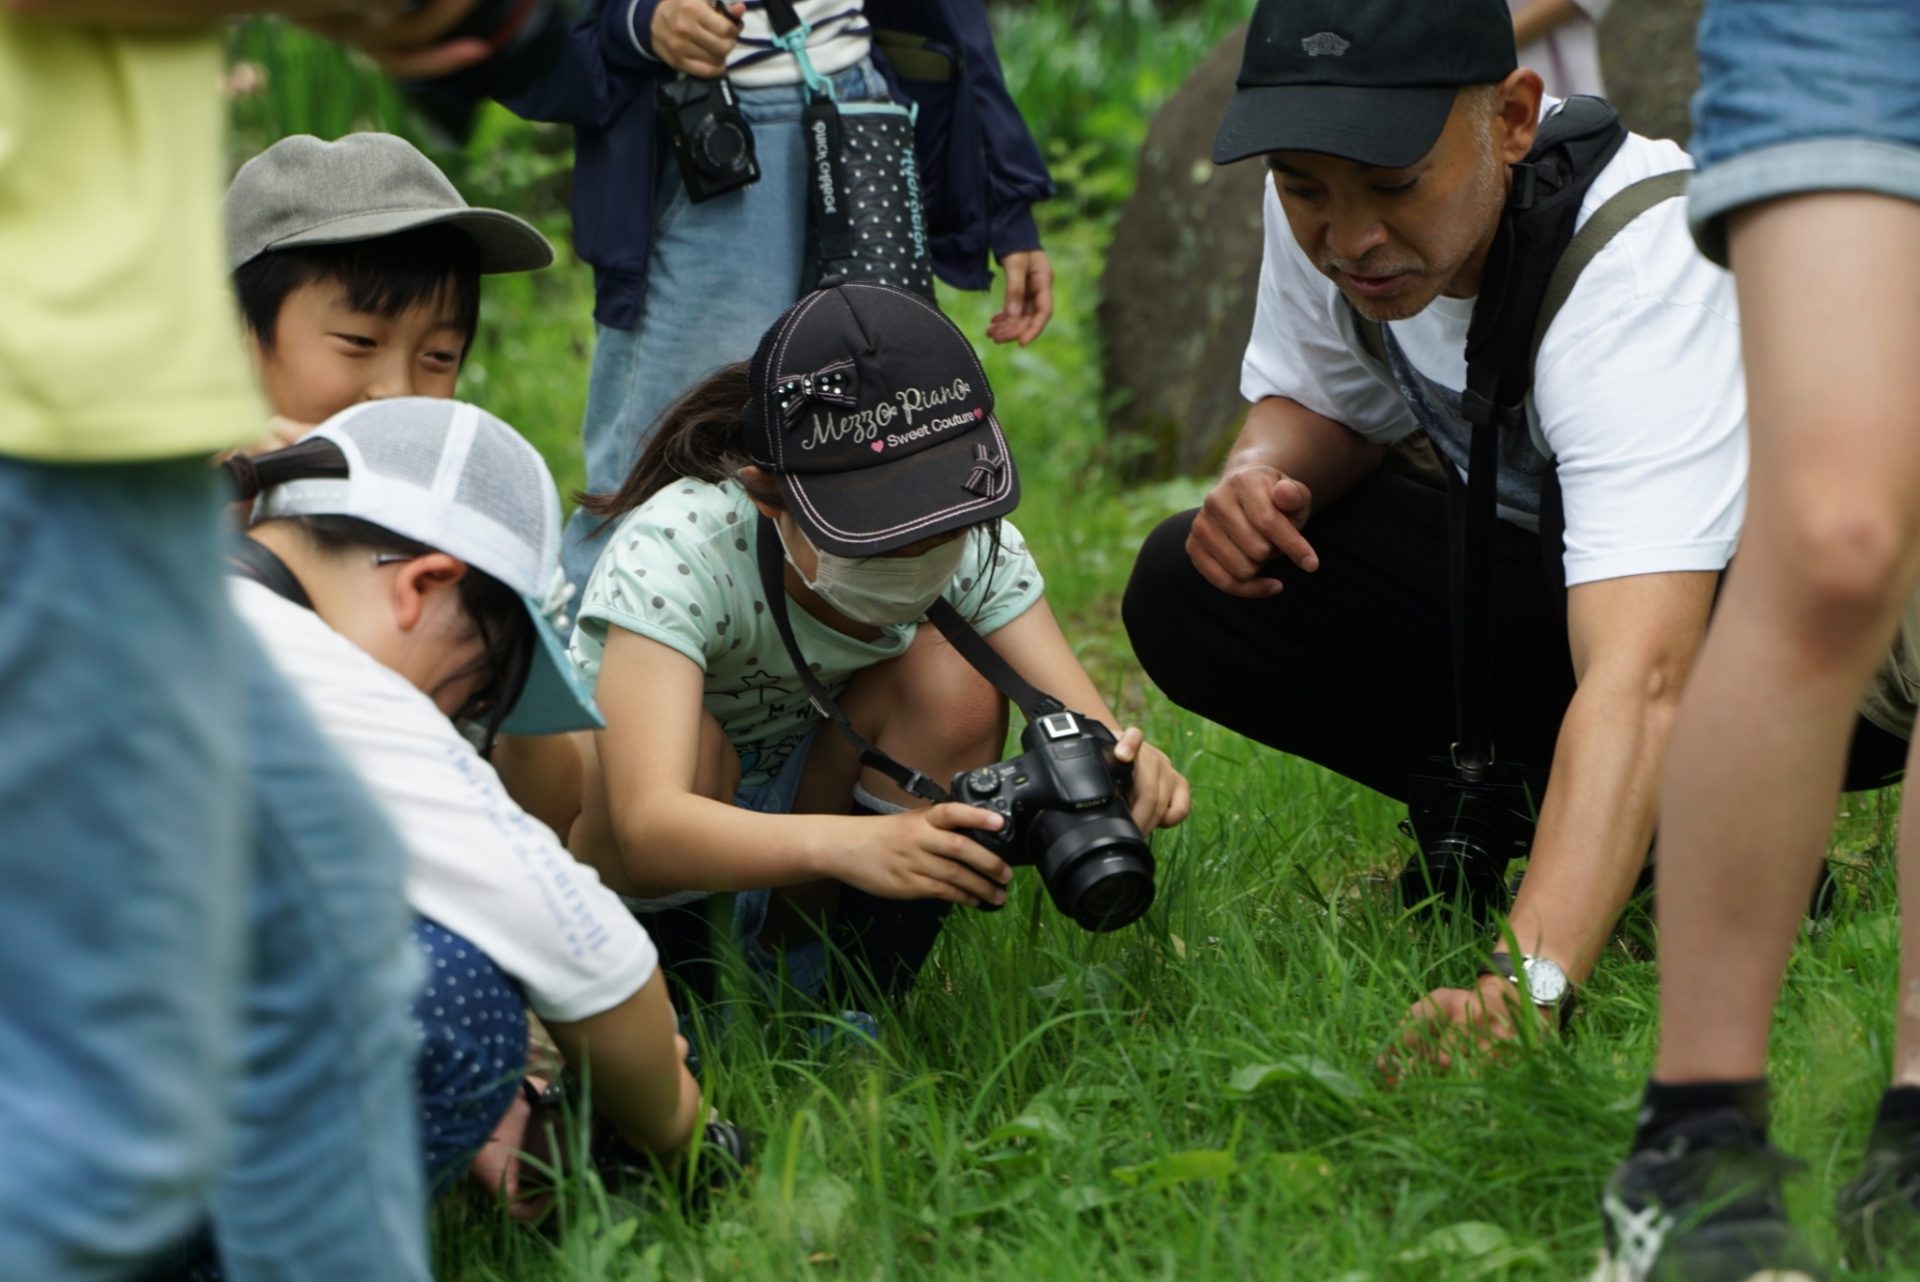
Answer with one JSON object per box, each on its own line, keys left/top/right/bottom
{"left": 579, "top": 361, "right": 756, "bottom": 529}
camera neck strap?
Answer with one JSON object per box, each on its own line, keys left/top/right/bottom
{"left": 228, "top": 536, "right": 316, "bottom": 611}
{"left": 754, "top": 516, "right": 1065, "bottom": 804}
{"left": 1445, "top": 98, "right": 1637, "bottom": 778}
{"left": 762, "top": 0, "right": 836, "bottom": 99}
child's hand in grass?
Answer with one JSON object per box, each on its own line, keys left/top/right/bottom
{"left": 822, "top": 805, "right": 1014, "bottom": 908}
{"left": 1111, "top": 728, "right": 1192, "bottom": 832}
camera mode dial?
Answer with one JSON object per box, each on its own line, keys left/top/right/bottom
{"left": 965, "top": 767, "right": 1002, "bottom": 797}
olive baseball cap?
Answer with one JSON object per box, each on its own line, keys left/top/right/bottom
{"left": 225, "top": 132, "right": 554, "bottom": 274}
{"left": 742, "top": 283, "right": 1019, "bottom": 557}
{"left": 1213, "top": 0, "right": 1518, "bottom": 169}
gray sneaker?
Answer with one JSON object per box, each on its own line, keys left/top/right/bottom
{"left": 1836, "top": 1140, "right": 1920, "bottom": 1269}
{"left": 1592, "top": 1108, "right": 1825, "bottom": 1282}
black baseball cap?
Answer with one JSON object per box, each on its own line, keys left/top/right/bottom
{"left": 743, "top": 283, "right": 1019, "bottom": 557}
{"left": 1213, "top": 0, "right": 1518, "bottom": 169}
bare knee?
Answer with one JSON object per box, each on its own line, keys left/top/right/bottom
{"left": 852, "top": 632, "right": 1010, "bottom": 788}
{"left": 1765, "top": 499, "right": 1918, "bottom": 650}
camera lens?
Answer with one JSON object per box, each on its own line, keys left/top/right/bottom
{"left": 693, "top": 117, "right": 752, "bottom": 176}
{"left": 1030, "top": 809, "right": 1155, "bottom": 933}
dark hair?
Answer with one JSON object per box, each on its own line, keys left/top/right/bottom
{"left": 577, "top": 361, "right": 762, "bottom": 530}
{"left": 228, "top": 439, "right": 529, "bottom": 723}
{"left": 232, "top": 225, "right": 483, "bottom": 355}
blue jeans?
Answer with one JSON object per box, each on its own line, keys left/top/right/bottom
{"left": 0, "top": 458, "right": 426, "bottom": 1282}
{"left": 1689, "top": 0, "right": 1920, "bottom": 263}
{"left": 562, "top": 60, "right": 894, "bottom": 611}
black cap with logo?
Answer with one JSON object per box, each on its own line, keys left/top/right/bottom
{"left": 743, "top": 283, "right": 1020, "bottom": 557}
{"left": 1213, "top": 0, "right": 1518, "bottom": 169}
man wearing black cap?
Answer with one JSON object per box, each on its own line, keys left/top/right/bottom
{"left": 1124, "top": 0, "right": 1810, "bottom": 1061}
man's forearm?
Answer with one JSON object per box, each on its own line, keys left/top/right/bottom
{"left": 1225, "top": 396, "right": 1385, "bottom": 512}
{"left": 1504, "top": 671, "right": 1677, "bottom": 984}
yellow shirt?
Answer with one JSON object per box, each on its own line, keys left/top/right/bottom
{"left": 0, "top": 17, "right": 260, "bottom": 462}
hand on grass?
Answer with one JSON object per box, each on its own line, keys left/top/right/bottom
{"left": 1378, "top": 974, "right": 1552, "bottom": 1081}
{"left": 1186, "top": 464, "right": 1319, "bottom": 598}
{"left": 986, "top": 250, "right": 1053, "bottom": 347}
{"left": 824, "top": 804, "right": 1013, "bottom": 907}
{"left": 1111, "top": 727, "right": 1191, "bottom": 832}
{"left": 470, "top": 1075, "right": 552, "bottom": 1224}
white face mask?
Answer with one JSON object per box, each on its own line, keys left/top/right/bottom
{"left": 781, "top": 521, "right": 968, "bottom": 626}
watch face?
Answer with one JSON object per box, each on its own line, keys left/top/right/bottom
{"left": 1522, "top": 957, "right": 1569, "bottom": 1007}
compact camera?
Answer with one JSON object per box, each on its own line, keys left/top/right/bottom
{"left": 950, "top": 712, "right": 1157, "bottom": 933}
{"left": 659, "top": 75, "right": 761, "bottom": 203}
{"left": 1400, "top": 754, "right": 1543, "bottom": 920}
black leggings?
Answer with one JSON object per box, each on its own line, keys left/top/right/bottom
{"left": 1122, "top": 472, "right": 1906, "bottom": 802}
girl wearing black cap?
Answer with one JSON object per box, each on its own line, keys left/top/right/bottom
{"left": 567, "top": 283, "right": 1189, "bottom": 1007}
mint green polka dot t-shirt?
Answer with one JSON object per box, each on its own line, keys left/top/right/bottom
{"left": 570, "top": 479, "right": 1044, "bottom": 787}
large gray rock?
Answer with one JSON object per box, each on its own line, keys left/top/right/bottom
{"left": 1098, "top": 27, "right": 1263, "bottom": 481}
{"left": 1598, "top": 0, "right": 1705, "bottom": 145}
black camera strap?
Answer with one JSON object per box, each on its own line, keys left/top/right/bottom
{"left": 755, "top": 516, "right": 1066, "bottom": 805}
{"left": 228, "top": 536, "right": 315, "bottom": 611}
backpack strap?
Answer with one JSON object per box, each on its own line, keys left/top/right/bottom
{"left": 1528, "top": 169, "right": 1689, "bottom": 372}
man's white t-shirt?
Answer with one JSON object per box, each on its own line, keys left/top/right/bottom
{"left": 234, "top": 578, "right": 657, "bottom": 1025}
{"left": 1241, "top": 103, "right": 1748, "bottom": 588}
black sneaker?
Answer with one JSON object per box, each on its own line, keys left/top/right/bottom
{"left": 1592, "top": 1108, "right": 1825, "bottom": 1282}
{"left": 1836, "top": 1140, "right": 1920, "bottom": 1269}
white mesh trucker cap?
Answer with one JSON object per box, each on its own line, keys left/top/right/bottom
{"left": 254, "top": 398, "right": 601, "bottom": 735}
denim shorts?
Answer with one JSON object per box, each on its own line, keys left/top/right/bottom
{"left": 732, "top": 727, "right": 830, "bottom": 998}
{"left": 1688, "top": 0, "right": 1920, "bottom": 264}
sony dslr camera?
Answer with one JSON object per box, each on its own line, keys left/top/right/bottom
{"left": 1400, "top": 754, "right": 1543, "bottom": 921}
{"left": 659, "top": 75, "right": 761, "bottom": 203}
{"left": 950, "top": 711, "right": 1156, "bottom": 933}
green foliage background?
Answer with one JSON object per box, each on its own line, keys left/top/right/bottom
{"left": 227, "top": 6, "right": 1911, "bottom": 1277}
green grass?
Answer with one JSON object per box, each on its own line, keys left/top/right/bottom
{"left": 225, "top": 9, "right": 1917, "bottom": 1279}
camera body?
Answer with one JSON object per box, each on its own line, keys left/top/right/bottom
{"left": 1400, "top": 754, "right": 1543, "bottom": 920}
{"left": 950, "top": 711, "right": 1156, "bottom": 933}
{"left": 659, "top": 76, "right": 761, "bottom": 203}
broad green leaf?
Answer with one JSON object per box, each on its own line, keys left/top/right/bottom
{"left": 1225, "top": 1055, "right": 1365, "bottom": 1102}
{"left": 1111, "top": 1148, "right": 1236, "bottom": 1189}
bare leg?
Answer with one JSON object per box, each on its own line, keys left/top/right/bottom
{"left": 798, "top": 622, "right": 1010, "bottom": 813}
{"left": 1654, "top": 192, "right": 1920, "bottom": 1083}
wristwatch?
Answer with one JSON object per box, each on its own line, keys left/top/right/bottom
{"left": 1483, "top": 952, "right": 1576, "bottom": 1020}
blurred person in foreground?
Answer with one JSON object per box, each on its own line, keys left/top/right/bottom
{"left": 1596, "top": 2, "right": 1920, "bottom": 1279}
{"left": 0, "top": 3, "right": 491, "bottom": 1279}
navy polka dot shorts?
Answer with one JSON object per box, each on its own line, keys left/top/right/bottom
{"left": 411, "top": 916, "right": 529, "bottom": 1193}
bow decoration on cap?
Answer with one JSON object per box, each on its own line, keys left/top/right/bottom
{"left": 775, "top": 359, "right": 859, "bottom": 426}
{"left": 963, "top": 442, "right": 1006, "bottom": 497}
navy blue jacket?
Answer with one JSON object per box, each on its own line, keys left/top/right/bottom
{"left": 498, "top": 0, "right": 1055, "bottom": 329}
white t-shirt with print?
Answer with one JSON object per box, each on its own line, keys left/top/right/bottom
{"left": 1241, "top": 104, "right": 1747, "bottom": 589}
{"left": 571, "top": 478, "right": 1045, "bottom": 788}
{"left": 233, "top": 578, "right": 657, "bottom": 1025}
